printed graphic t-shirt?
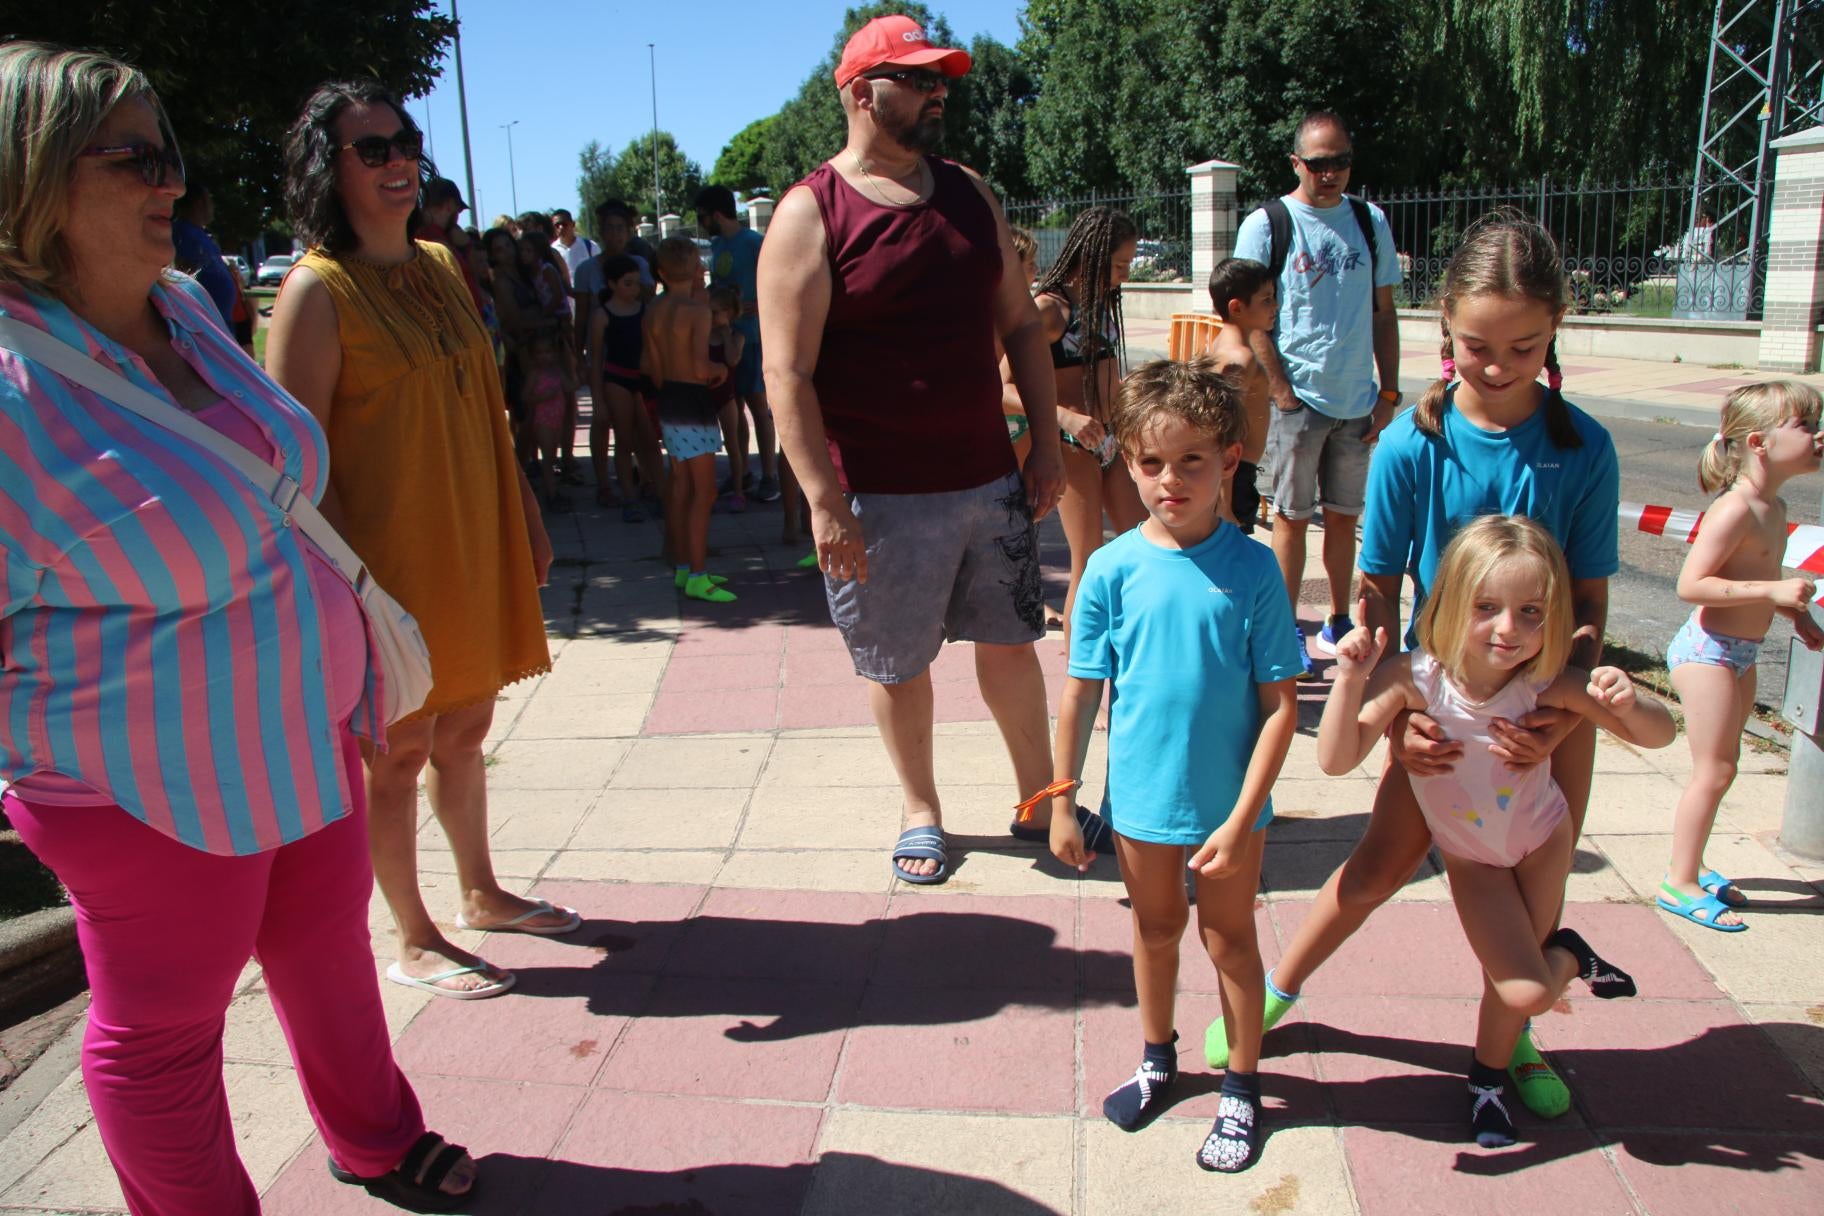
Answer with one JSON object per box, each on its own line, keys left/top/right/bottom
{"left": 1233, "top": 195, "right": 1400, "bottom": 419}
{"left": 710, "top": 226, "right": 763, "bottom": 342}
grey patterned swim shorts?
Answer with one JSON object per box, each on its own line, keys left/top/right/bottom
{"left": 825, "top": 471, "right": 1044, "bottom": 683}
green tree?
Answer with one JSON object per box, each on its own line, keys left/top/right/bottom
{"left": 4, "top": 0, "right": 454, "bottom": 244}
{"left": 576, "top": 140, "right": 616, "bottom": 236}
{"left": 945, "top": 34, "right": 1035, "bottom": 200}
{"left": 607, "top": 131, "right": 704, "bottom": 222}
{"left": 712, "top": 116, "right": 775, "bottom": 192}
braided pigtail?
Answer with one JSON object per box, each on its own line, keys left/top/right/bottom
{"left": 1541, "top": 336, "right": 1581, "bottom": 449}
{"left": 1415, "top": 322, "right": 1453, "bottom": 438}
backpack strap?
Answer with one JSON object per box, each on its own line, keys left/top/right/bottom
{"left": 1347, "top": 196, "right": 1381, "bottom": 313}
{"left": 1263, "top": 198, "right": 1292, "bottom": 284}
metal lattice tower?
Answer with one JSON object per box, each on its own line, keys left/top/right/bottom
{"left": 1689, "top": 0, "right": 1824, "bottom": 317}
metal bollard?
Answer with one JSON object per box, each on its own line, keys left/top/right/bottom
{"left": 1781, "top": 601, "right": 1824, "bottom": 860}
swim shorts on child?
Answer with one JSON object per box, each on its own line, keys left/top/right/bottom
{"left": 661, "top": 420, "right": 723, "bottom": 462}
{"left": 1230, "top": 458, "right": 1261, "bottom": 531}
{"left": 1005, "top": 412, "right": 1030, "bottom": 445}
{"left": 1666, "top": 610, "right": 1761, "bottom": 676}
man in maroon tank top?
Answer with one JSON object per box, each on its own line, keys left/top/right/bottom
{"left": 759, "top": 15, "right": 1071, "bottom": 885}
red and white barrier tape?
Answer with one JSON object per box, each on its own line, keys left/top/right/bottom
{"left": 1620, "top": 501, "right": 1824, "bottom": 575}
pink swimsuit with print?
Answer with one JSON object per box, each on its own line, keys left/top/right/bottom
{"left": 1408, "top": 651, "right": 1568, "bottom": 867}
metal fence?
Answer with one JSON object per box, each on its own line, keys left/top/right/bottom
{"left": 1002, "top": 190, "right": 1194, "bottom": 283}
{"left": 1350, "top": 175, "right": 1762, "bottom": 321}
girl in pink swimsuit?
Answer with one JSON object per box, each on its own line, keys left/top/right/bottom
{"left": 1315, "top": 515, "right": 1676, "bottom": 1148}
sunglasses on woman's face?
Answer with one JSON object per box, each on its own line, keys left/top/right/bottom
{"left": 863, "top": 67, "right": 946, "bottom": 93}
{"left": 78, "top": 140, "right": 186, "bottom": 188}
{"left": 339, "top": 129, "right": 424, "bottom": 168}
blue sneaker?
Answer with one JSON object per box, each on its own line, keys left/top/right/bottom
{"left": 1296, "top": 630, "right": 1318, "bottom": 681}
{"left": 1314, "top": 615, "right": 1355, "bottom": 657}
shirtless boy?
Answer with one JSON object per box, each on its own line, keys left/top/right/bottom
{"left": 646, "top": 237, "right": 734, "bottom": 602}
{"left": 1209, "top": 258, "right": 1279, "bottom": 533}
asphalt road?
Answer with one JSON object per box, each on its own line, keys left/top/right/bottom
{"left": 1597, "top": 411, "right": 1821, "bottom": 709}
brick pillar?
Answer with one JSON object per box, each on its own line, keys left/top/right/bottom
{"left": 1758, "top": 127, "right": 1824, "bottom": 371}
{"left": 1187, "top": 158, "right": 1241, "bottom": 309}
{"left": 746, "top": 195, "right": 774, "bottom": 234}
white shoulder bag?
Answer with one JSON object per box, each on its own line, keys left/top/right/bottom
{"left": 0, "top": 316, "right": 433, "bottom": 725}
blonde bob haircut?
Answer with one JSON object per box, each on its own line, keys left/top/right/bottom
{"left": 0, "top": 41, "right": 171, "bottom": 301}
{"left": 1417, "top": 514, "right": 1575, "bottom": 688}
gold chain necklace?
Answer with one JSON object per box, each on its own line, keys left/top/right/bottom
{"left": 852, "top": 150, "right": 927, "bottom": 207}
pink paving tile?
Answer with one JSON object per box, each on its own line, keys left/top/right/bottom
{"left": 658, "top": 650, "right": 783, "bottom": 692}
{"left": 927, "top": 644, "right": 984, "bottom": 683}
{"left": 782, "top": 644, "right": 865, "bottom": 686}
{"left": 392, "top": 970, "right": 654, "bottom": 1085}
{"left": 1553, "top": 901, "right": 1722, "bottom": 1000}
{"left": 1539, "top": 998, "right": 1823, "bottom": 1134}
{"left": 784, "top": 622, "right": 853, "bottom": 652}
{"left": 543, "top": 1091, "right": 822, "bottom": 1214}
{"left": 777, "top": 678, "right": 875, "bottom": 729}
{"left": 478, "top": 880, "right": 705, "bottom": 974}
{"left": 1080, "top": 896, "right": 1280, "bottom": 995}
{"left": 1606, "top": 1132, "right": 1824, "bottom": 1211}
{"left": 1663, "top": 376, "right": 1753, "bottom": 395}
{"left": 1277, "top": 900, "right": 1485, "bottom": 998}
{"left": 1079, "top": 992, "right": 1326, "bottom": 1122}
{"left": 671, "top": 623, "right": 786, "bottom": 656}
{"left": 598, "top": 976, "right": 857, "bottom": 1101}
{"left": 261, "top": 1077, "right": 585, "bottom": 1216}
{"left": 1302, "top": 994, "right": 1508, "bottom": 1126}
{"left": 665, "top": 888, "right": 890, "bottom": 983}
{"left": 878, "top": 894, "right": 1079, "bottom": 990}
{"left": 931, "top": 678, "right": 996, "bottom": 723}
{"left": 643, "top": 686, "right": 779, "bottom": 734}
{"left": 836, "top": 985, "right": 1077, "bottom": 1113}
{"left": 1343, "top": 1125, "right": 1632, "bottom": 1215}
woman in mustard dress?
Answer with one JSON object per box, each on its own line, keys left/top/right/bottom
{"left": 267, "top": 81, "right": 563, "bottom": 1000}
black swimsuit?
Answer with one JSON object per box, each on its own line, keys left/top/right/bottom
{"left": 1043, "top": 292, "right": 1121, "bottom": 467}
{"left": 596, "top": 300, "right": 644, "bottom": 392}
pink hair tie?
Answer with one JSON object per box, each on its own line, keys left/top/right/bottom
{"left": 1440, "top": 358, "right": 1456, "bottom": 381}
{"left": 1547, "top": 369, "right": 1564, "bottom": 391}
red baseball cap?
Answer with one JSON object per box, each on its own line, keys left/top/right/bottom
{"left": 834, "top": 15, "right": 972, "bottom": 88}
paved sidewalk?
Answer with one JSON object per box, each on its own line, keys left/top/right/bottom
{"left": 2, "top": 484, "right": 1821, "bottom": 1215}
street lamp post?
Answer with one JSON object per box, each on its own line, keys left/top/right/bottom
{"left": 648, "top": 44, "right": 662, "bottom": 222}
{"left": 500, "top": 119, "right": 520, "bottom": 216}
{"left": 449, "top": 0, "right": 477, "bottom": 222}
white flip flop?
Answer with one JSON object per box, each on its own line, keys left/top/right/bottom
{"left": 454, "top": 898, "right": 582, "bottom": 936}
{"left": 385, "top": 961, "right": 516, "bottom": 1000}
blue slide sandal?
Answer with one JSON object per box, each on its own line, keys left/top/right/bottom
{"left": 890, "top": 825, "right": 949, "bottom": 885}
{"left": 1657, "top": 882, "right": 1747, "bottom": 932}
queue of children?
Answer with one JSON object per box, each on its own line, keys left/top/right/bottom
{"left": 1021, "top": 205, "right": 1820, "bottom": 1175}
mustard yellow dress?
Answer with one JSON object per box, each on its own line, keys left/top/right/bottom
{"left": 299, "top": 240, "right": 549, "bottom": 719}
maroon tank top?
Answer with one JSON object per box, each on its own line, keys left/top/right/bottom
{"left": 802, "top": 156, "right": 1017, "bottom": 494}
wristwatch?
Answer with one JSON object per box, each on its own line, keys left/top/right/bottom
{"left": 1377, "top": 389, "right": 1403, "bottom": 409}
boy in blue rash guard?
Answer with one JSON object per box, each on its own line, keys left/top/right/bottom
{"left": 1050, "top": 356, "right": 1302, "bottom": 1174}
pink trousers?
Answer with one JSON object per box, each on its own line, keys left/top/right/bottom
{"left": 6, "top": 732, "right": 424, "bottom": 1216}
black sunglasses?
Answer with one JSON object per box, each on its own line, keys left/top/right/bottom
{"left": 78, "top": 140, "right": 185, "bottom": 188}
{"left": 863, "top": 67, "right": 946, "bottom": 93}
{"left": 339, "top": 129, "right": 424, "bottom": 168}
{"left": 1295, "top": 153, "right": 1353, "bottom": 175}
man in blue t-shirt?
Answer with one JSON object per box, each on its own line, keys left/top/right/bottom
{"left": 170, "top": 184, "right": 236, "bottom": 331}
{"left": 1233, "top": 111, "right": 1402, "bottom": 676}
{"left": 697, "top": 185, "right": 781, "bottom": 504}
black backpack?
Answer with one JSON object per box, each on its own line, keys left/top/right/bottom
{"left": 1262, "top": 195, "right": 1381, "bottom": 313}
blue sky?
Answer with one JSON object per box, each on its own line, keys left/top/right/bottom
{"left": 412, "top": 1, "right": 1025, "bottom": 224}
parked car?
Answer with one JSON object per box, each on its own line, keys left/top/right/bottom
{"left": 222, "top": 255, "right": 250, "bottom": 285}
{"left": 255, "top": 254, "right": 297, "bottom": 286}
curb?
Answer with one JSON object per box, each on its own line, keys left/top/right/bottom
{"left": 0, "top": 907, "right": 81, "bottom": 1023}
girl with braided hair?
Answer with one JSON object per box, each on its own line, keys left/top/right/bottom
{"left": 1206, "top": 209, "right": 1626, "bottom": 1133}
{"left": 1009, "top": 206, "right": 1148, "bottom": 639}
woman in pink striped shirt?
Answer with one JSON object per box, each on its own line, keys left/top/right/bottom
{"left": 0, "top": 44, "right": 476, "bottom": 1214}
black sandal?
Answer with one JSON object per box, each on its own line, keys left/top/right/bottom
{"left": 328, "top": 1131, "right": 475, "bottom": 1213}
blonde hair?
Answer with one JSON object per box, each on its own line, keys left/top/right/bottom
{"left": 1417, "top": 515, "right": 1575, "bottom": 688}
{"left": 1009, "top": 226, "right": 1036, "bottom": 266}
{"left": 1112, "top": 355, "right": 1247, "bottom": 455}
{"left": 655, "top": 235, "right": 699, "bottom": 282}
{"left": 1416, "top": 209, "right": 1578, "bottom": 448}
{"left": 0, "top": 42, "right": 167, "bottom": 301}
{"left": 1698, "top": 379, "right": 1823, "bottom": 494}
